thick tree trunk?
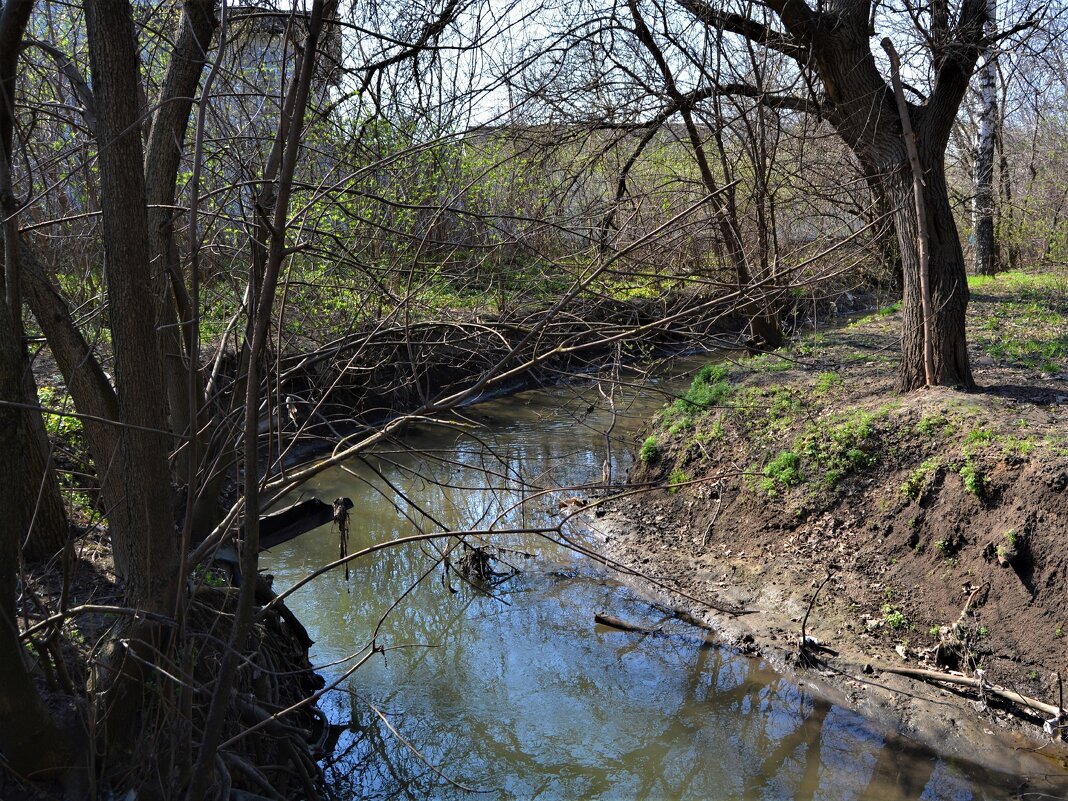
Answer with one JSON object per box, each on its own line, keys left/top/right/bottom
{"left": 0, "top": 280, "right": 73, "bottom": 780}
{"left": 0, "top": 232, "right": 69, "bottom": 563}
{"left": 0, "top": 0, "right": 69, "bottom": 562}
{"left": 85, "top": 0, "right": 178, "bottom": 612}
{"left": 890, "top": 161, "right": 975, "bottom": 392}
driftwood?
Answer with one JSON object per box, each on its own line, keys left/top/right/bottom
{"left": 255, "top": 497, "right": 352, "bottom": 551}
{"left": 214, "top": 497, "right": 353, "bottom": 584}
{"left": 594, "top": 612, "right": 718, "bottom": 647}
{"left": 875, "top": 664, "right": 1064, "bottom": 721}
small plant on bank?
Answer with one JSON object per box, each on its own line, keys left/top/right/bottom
{"left": 639, "top": 436, "right": 659, "bottom": 463}
{"left": 959, "top": 456, "right": 986, "bottom": 497}
{"left": 881, "top": 604, "right": 909, "bottom": 630}
{"left": 814, "top": 371, "right": 842, "bottom": 394}
{"left": 668, "top": 468, "right": 690, "bottom": 494}
{"left": 659, "top": 363, "right": 732, "bottom": 433}
{"left": 916, "top": 413, "right": 950, "bottom": 436}
{"left": 761, "top": 450, "right": 803, "bottom": 495}
{"left": 901, "top": 457, "right": 940, "bottom": 499}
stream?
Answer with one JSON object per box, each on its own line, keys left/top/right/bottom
{"left": 262, "top": 359, "right": 1032, "bottom": 800}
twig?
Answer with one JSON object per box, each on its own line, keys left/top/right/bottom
{"left": 801, "top": 568, "right": 835, "bottom": 647}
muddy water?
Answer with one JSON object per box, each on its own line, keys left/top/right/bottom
{"left": 263, "top": 362, "right": 1023, "bottom": 800}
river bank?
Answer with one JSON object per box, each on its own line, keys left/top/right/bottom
{"left": 590, "top": 270, "right": 1068, "bottom": 790}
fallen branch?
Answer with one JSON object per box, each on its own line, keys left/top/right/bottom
{"left": 875, "top": 664, "right": 1064, "bottom": 721}
{"left": 594, "top": 612, "right": 718, "bottom": 646}
{"left": 595, "top": 613, "right": 657, "bottom": 634}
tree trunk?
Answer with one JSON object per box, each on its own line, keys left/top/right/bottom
{"left": 0, "top": 277, "right": 73, "bottom": 780}
{"left": 0, "top": 0, "right": 69, "bottom": 562}
{"left": 972, "top": 0, "right": 998, "bottom": 276}
{"left": 890, "top": 160, "right": 975, "bottom": 392}
{"left": 85, "top": 0, "right": 178, "bottom": 613}
{"left": 0, "top": 231, "right": 69, "bottom": 563}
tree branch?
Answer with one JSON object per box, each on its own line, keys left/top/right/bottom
{"left": 676, "top": 0, "right": 808, "bottom": 61}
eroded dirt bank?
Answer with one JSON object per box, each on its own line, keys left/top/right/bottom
{"left": 591, "top": 271, "right": 1068, "bottom": 791}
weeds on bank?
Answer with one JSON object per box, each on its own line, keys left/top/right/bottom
{"left": 969, "top": 271, "right": 1068, "bottom": 374}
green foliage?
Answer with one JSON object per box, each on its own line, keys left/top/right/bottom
{"left": 761, "top": 450, "right": 802, "bottom": 495}
{"left": 667, "top": 468, "right": 690, "bottom": 493}
{"left": 659, "top": 364, "right": 732, "bottom": 433}
{"left": 881, "top": 604, "right": 909, "bottom": 630}
{"left": 901, "top": 457, "right": 940, "bottom": 499}
{"left": 796, "top": 409, "right": 878, "bottom": 486}
{"left": 814, "top": 371, "right": 842, "bottom": 394}
{"left": 916, "top": 413, "right": 953, "bottom": 436}
{"left": 639, "top": 436, "right": 659, "bottom": 463}
{"left": 964, "top": 426, "right": 994, "bottom": 446}
{"left": 959, "top": 456, "right": 985, "bottom": 497}
{"left": 37, "top": 385, "right": 84, "bottom": 447}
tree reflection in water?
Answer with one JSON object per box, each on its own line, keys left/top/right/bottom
{"left": 263, "top": 371, "right": 1038, "bottom": 800}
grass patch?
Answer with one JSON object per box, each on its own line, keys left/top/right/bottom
{"left": 901, "top": 457, "right": 941, "bottom": 499}
{"left": 668, "top": 468, "right": 691, "bottom": 493}
{"left": 658, "top": 363, "right": 733, "bottom": 433}
{"left": 761, "top": 450, "right": 803, "bottom": 495}
{"left": 814, "top": 371, "right": 843, "bottom": 394}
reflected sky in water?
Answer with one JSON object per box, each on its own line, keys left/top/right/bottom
{"left": 262, "top": 364, "right": 1035, "bottom": 800}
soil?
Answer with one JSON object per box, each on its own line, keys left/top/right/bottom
{"left": 591, "top": 271, "right": 1068, "bottom": 790}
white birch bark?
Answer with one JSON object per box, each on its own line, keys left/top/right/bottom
{"left": 973, "top": 0, "right": 998, "bottom": 275}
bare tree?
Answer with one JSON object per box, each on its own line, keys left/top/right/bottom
{"left": 673, "top": 0, "right": 1027, "bottom": 389}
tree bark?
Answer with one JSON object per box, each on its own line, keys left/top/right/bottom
{"left": 84, "top": 0, "right": 178, "bottom": 612}
{"left": 0, "top": 0, "right": 68, "bottom": 562}
{"left": 972, "top": 0, "right": 998, "bottom": 276}
{"left": 890, "top": 161, "right": 974, "bottom": 391}
{"left": 0, "top": 274, "right": 73, "bottom": 780}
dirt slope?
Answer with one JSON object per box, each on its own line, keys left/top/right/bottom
{"left": 595, "top": 271, "right": 1068, "bottom": 781}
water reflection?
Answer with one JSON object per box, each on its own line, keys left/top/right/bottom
{"left": 262, "top": 367, "right": 1044, "bottom": 800}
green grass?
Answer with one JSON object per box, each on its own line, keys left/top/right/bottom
{"left": 640, "top": 436, "right": 659, "bottom": 463}
{"left": 668, "top": 468, "right": 691, "bottom": 493}
{"left": 814, "top": 371, "right": 842, "bottom": 394}
{"left": 969, "top": 270, "right": 1068, "bottom": 373}
{"left": 959, "top": 456, "right": 985, "bottom": 497}
{"left": 901, "top": 457, "right": 940, "bottom": 499}
{"left": 761, "top": 450, "right": 803, "bottom": 495}
{"left": 658, "top": 363, "right": 733, "bottom": 433}
{"left": 849, "top": 300, "right": 902, "bottom": 328}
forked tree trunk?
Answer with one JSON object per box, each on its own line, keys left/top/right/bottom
{"left": 889, "top": 160, "right": 974, "bottom": 392}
